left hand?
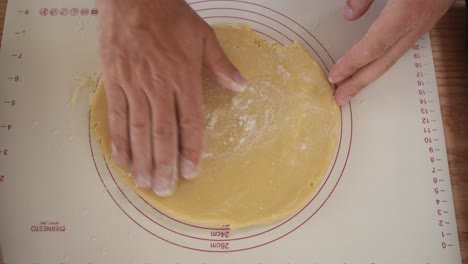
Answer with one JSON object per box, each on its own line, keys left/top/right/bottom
{"left": 329, "top": 0, "right": 455, "bottom": 105}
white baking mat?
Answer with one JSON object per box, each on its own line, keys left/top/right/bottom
{"left": 0, "top": 0, "right": 462, "bottom": 263}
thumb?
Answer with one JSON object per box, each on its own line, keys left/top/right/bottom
{"left": 344, "top": 0, "right": 375, "bottom": 21}
{"left": 203, "top": 29, "right": 247, "bottom": 92}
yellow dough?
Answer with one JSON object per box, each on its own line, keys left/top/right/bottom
{"left": 90, "top": 24, "right": 340, "bottom": 229}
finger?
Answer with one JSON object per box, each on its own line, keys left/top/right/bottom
{"left": 203, "top": 28, "right": 248, "bottom": 92}
{"left": 126, "top": 87, "right": 153, "bottom": 189}
{"left": 335, "top": 31, "right": 421, "bottom": 105}
{"left": 103, "top": 79, "right": 130, "bottom": 165}
{"left": 344, "top": 0, "right": 375, "bottom": 21}
{"left": 144, "top": 75, "right": 178, "bottom": 197}
{"left": 329, "top": 2, "right": 414, "bottom": 84}
{"left": 174, "top": 70, "right": 205, "bottom": 181}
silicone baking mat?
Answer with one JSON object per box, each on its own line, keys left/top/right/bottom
{"left": 0, "top": 0, "right": 462, "bottom": 263}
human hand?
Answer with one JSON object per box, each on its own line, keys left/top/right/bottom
{"left": 97, "top": 0, "right": 246, "bottom": 196}
{"left": 329, "top": 0, "right": 455, "bottom": 105}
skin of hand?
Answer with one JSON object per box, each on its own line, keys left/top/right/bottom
{"left": 329, "top": 0, "right": 455, "bottom": 105}
{"left": 97, "top": 0, "right": 247, "bottom": 196}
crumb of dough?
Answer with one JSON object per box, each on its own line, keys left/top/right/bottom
{"left": 71, "top": 72, "right": 101, "bottom": 108}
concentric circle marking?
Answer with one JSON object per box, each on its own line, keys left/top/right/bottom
{"left": 89, "top": 0, "right": 353, "bottom": 252}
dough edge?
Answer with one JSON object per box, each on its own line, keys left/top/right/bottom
{"left": 89, "top": 24, "right": 340, "bottom": 229}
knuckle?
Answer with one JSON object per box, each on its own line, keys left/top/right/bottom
{"left": 180, "top": 118, "right": 205, "bottom": 134}
{"left": 344, "top": 59, "right": 361, "bottom": 75}
{"left": 349, "top": 76, "right": 367, "bottom": 95}
{"left": 131, "top": 119, "right": 149, "bottom": 131}
{"left": 108, "top": 107, "right": 127, "bottom": 122}
{"left": 150, "top": 72, "right": 166, "bottom": 88}
{"left": 180, "top": 129, "right": 205, "bottom": 155}
{"left": 363, "top": 33, "right": 388, "bottom": 59}
{"left": 166, "top": 49, "right": 192, "bottom": 68}
{"left": 132, "top": 148, "right": 152, "bottom": 163}
{"left": 382, "top": 59, "right": 396, "bottom": 72}
{"left": 353, "top": 83, "right": 366, "bottom": 95}
{"left": 368, "top": 39, "right": 387, "bottom": 59}
{"left": 152, "top": 122, "right": 176, "bottom": 139}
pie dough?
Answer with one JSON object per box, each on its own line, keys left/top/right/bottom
{"left": 90, "top": 24, "right": 340, "bottom": 229}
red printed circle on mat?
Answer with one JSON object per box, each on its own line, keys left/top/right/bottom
{"left": 80, "top": 8, "right": 89, "bottom": 16}
{"left": 50, "top": 8, "right": 58, "bottom": 16}
{"left": 70, "top": 8, "right": 79, "bottom": 16}
{"left": 39, "top": 8, "right": 49, "bottom": 16}
{"left": 60, "top": 8, "right": 69, "bottom": 16}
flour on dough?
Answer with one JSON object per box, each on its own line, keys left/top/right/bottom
{"left": 90, "top": 24, "right": 340, "bottom": 229}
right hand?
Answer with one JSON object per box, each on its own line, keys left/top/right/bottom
{"left": 329, "top": 0, "right": 454, "bottom": 105}
{"left": 97, "top": 0, "right": 247, "bottom": 196}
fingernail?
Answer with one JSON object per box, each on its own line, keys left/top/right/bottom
{"left": 112, "top": 143, "right": 129, "bottom": 165}
{"left": 344, "top": 3, "right": 354, "bottom": 19}
{"left": 135, "top": 172, "right": 152, "bottom": 189}
{"left": 153, "top": 164, "right": 177, "bottom": 197}
{"left": 329, "top": 75, "right": 345, "bottom": 84}
{"left": 180, "top": 159, "right": 198, "bottom": 180}
{"left": 231, "top": 71, "right": 248, "bottom": 92}
{"left": 340, "top": 96, "right": 353, "bottom": 105}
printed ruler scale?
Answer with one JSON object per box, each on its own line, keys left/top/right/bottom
{"left": 0, "top": 0, "right": 462, "bottom": 263}
{"left": 412, "top": 36, "right": 459, "bottom": 252}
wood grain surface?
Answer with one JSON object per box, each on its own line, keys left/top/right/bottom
{"left": 432, "top": 1, "right": 468, "bottom": 263}
{"left": 0, "top": 0, "right": 466, "bottom": 263}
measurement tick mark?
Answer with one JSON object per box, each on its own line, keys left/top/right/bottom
{"left": 443, "top": 211, "right": 449, "bottom": 214}
{"left": 436, "top": 158, "right": 442, "bottom": 161}
{"left": 447, "top": 233, "right": 452, "bottom": 236}
{"left": 448, "top": 244, "right": 454, "bottom": 247}
{"left": 439, "top": 179, "right": 445, "bottom": 182}
{"left": 442, "top": 200, "right": 448, "bottom": 203}
{"left": 440, "top": 189, "right": 446, "bottom": 192}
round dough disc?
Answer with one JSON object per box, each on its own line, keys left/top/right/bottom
{"left": 90, "top": 24, "right": 340, "bottom": 229}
